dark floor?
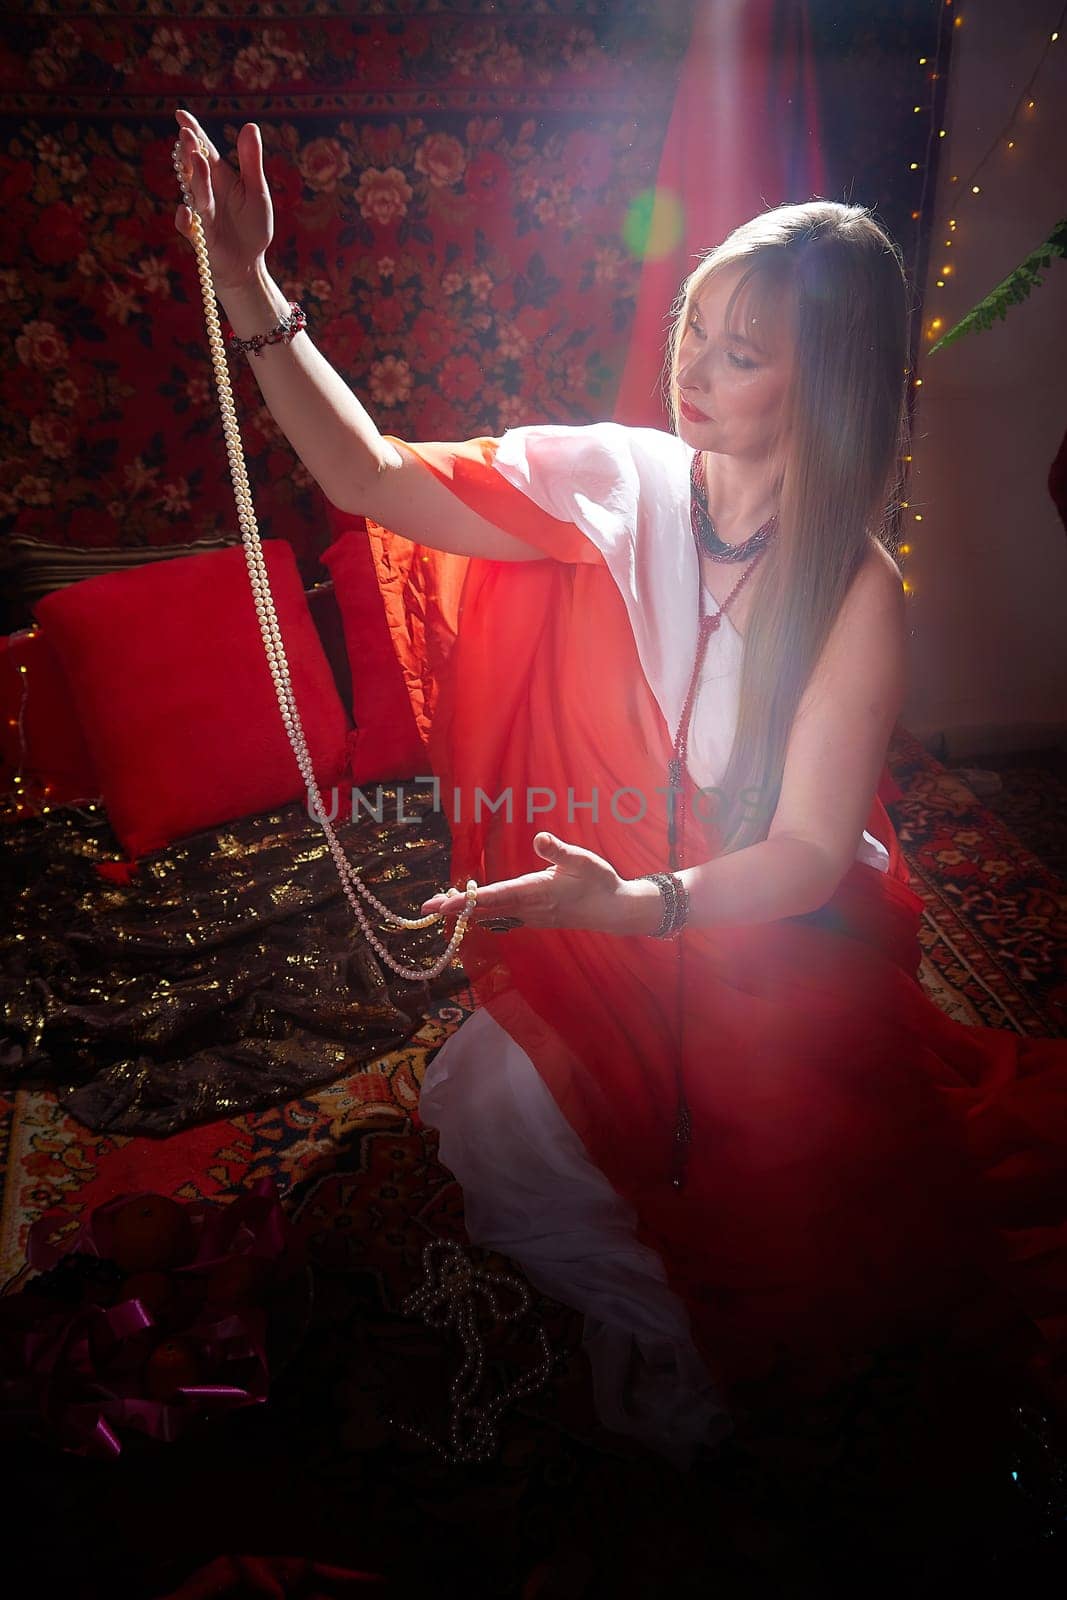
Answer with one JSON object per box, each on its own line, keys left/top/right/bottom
{"left": 941, "top": 747, "right": 1067, "bottom": 882}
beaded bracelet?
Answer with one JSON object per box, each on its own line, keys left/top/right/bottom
{"left": 642, "top": 871, "right": 690, "bottom": 939}
{"left": 226, "top": 301, "right": 307, "bottom": 359}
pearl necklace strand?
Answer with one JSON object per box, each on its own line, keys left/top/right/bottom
{"left": 383, "top": 1240, "right": 554, "bottom": 1465}
{"left": 173, "top": 138, "right": 475, "bottom": 981}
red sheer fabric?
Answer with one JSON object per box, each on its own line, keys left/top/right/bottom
{"left": 366, "top": 437, "right": 1067, "bottom": 1429}
{"left": 321, "top": 503, "right": 427, "bottom": 783}
{"left": 160, "top": 1556, "right": 383, "bottom": 1597}
{"left": 614, "top": 0, "right": 827, "bottom": 428}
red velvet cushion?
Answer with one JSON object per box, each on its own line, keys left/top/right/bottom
{"left": 0, "top": 627, "right": 100, "bottom": 813}
{"left": 33, "top": 541, "right": 352, "bottom": 859}
{"left": 320, "top": 502, "right": 426, "bottom": 783}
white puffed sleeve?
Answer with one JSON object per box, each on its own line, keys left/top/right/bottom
{"left": 493, "top": 422, "right": 645, "bottom": 559}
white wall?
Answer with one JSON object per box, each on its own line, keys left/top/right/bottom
{"left": 902, "top": 0, "right": 1067, "bottom": 758}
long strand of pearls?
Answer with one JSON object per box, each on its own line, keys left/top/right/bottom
{"left": 173, "top": 138, "right": 476, "bottom": 982}
{"left": 382, "top": 1240, "right": 554, "bottom": 1465}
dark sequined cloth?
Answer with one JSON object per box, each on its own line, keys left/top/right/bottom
{"left": 0, "top": 784, "right": 466, "bottom": 1135}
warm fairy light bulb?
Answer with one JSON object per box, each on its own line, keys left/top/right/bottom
{"left": 939, "top": 129, "right": 946, "bottom": 137}
{"left": 914, "top": 513, "right": 924, "bottom": 521}
{"left": 914, "top": 105, "right": 922, "bottom": 113}
{"left": 912, "top": 210, "right": 921, "bottom": 219}
{"left": 901, "top": 500, "right": 910, "bottom": 508}
{"left": 949, "top": 218, "right": 957, "bottom": 228}
{"left": 904, "top": 455, "right": 912, "bottom": 462}
{"left": 931, "top": 318, "right": 943, "bottom": 329}
{"left": 900, "top": 544, "right": 911, "bottom": 554}
{"left": 910, "top": 162, "right": 920, "bottom": 171}
{"left": 902, "top": 580, "right": 912, "bottom": 593}
{"left": 1028, "top": 99, "right": 1035, "bottom": 109}
{"left": 972, "top": 184, "right": 980, "bottom": 194}
{"left": 954, "top": 13, "right": 962, "bottom": 25}
{"left": 936, "top": 279, "right": 945, "bottom": 287}
{"left": 919, "top": 56, "right": 927, "bottom": 64}
{"left": 1008, "top": 140, "right": 1015, "bottom": 149}
{"left": 942, "top": 264, "right": 953, "bottom": 275}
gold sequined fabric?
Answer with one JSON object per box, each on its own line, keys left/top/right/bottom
{"left": 0, "top": 785, "right": 464, "bottom": 1134}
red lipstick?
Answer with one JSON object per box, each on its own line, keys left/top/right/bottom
{"left": 679, "top": 396, "right": 711, "bottom": 423}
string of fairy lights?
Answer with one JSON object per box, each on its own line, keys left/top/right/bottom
{"left": 4, "top": 633, "right": 102, "bottom": 821}
{"left": 2, "top": 642, "right": 85, "bottom": 822}
{"left": 5, "top": 654, "right": 34, "bottom": 815}
{"left": 898, "top": 0, "right": 1064, "bottom": 596}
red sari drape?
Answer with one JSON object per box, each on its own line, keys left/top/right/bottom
{"left": 365, "top": 436, "right": 1067, "bottom": 1432}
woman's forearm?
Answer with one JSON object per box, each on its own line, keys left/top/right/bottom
{"left": 616, "top": 835, "right": 838, "bottom": 936}
{"left": 215, "top": 264, "right": 401, "bottom": 508}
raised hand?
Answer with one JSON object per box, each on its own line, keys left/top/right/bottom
{"left": 173, "top": 109, "right": 274, "bottom": 291}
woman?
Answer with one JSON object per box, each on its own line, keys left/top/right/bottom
{"left": 175, "top": 112, "right": 1066, "bottom": 1468}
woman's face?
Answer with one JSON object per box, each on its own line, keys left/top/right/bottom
{"left": 674, "top": 262, "right": 795, "bottom": 463}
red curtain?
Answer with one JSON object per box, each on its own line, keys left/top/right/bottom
{"left": 614, "top": 0, "right": 826, "bottom": 427}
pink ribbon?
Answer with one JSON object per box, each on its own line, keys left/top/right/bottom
{"left": 0, "top": 1178, "right": 296, "bottom": 1457}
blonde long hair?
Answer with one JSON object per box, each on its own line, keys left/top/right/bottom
{"left": 666, "top": 200, "right": 911, "bottom": 857}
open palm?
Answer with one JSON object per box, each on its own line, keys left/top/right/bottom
{"left": 420, "top": 832, "right": 628, "bottom": 932}
{"left": 174, "top": 109, "right": 274, "bottom": 291}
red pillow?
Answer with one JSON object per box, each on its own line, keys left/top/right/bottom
{"left": 0, "top": 627, "right": 100, "bottom": 815}
{"left": 33, "top": 541, "right": 352, "bottom": 859}
{"left": 321, "top": 502, "right": 427, "bottom": 784}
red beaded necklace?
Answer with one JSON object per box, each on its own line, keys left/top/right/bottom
{"left": 665, "top": 454, "right": 779, "bottom": 1189}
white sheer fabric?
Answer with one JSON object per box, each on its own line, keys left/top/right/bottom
{"left": 420, "top": 424, "right": 889, "bottom": 1463}
{"left": 420, "top": 1008, "right": 735, "bottom": 1468}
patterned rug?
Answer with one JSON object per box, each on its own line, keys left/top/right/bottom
{"left": 4, "top": 725, "right": 1066, "bottom": 1595}
{"left": 890, "top": 728, "right": 1067, "bottom": 1040}
{"left": 948, "top": 746, "right": 1067, "bottom": 884}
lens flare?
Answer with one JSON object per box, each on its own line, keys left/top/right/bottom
{"left": 622, "top": 187, "right": 685, "bottom": 261}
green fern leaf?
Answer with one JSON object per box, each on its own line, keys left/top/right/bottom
{"left": 927, "top": 216, "right": 1067, "bottom": 355}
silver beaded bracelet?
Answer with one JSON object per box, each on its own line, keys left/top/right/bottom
{"left": 642, "top": 871, "right": 690, "bottom": 939}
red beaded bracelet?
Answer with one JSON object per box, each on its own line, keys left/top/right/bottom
{"left": 226, "top": 301, "right": 307, "bottom": 359}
